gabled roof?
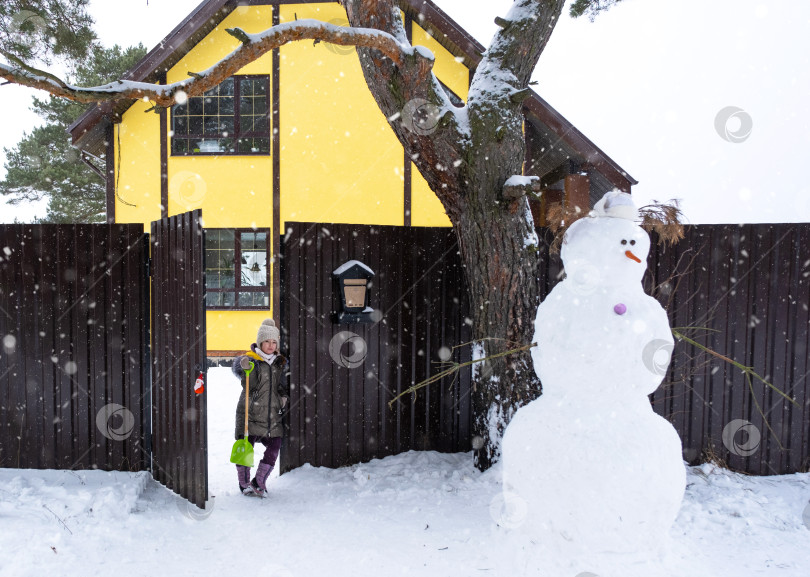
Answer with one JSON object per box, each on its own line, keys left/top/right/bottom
{"left": 68, "top": 0, "right": 636, "bottom": 192}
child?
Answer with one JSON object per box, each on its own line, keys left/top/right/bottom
{"left": 232, "top": 319, "right": 289, "bottom": 497}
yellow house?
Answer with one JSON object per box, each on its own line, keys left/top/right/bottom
{"left": 69, "top": 0, "right": 635, "bottom": 359}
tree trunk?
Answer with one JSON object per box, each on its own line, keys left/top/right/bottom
{"left": 458, "top": 193, "right": 542, "bottom": 468}
{"left": 458, "top": 90, "right": 542, "bottom": 468}
{"left": 341, "top": 0, "right": 562, "bottom": 470}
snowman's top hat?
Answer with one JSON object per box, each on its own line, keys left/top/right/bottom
{"left": 592, "top": 190, "right": 638, "bottom": 221}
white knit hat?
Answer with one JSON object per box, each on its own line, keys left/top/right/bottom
{"left": 256, "top": 319, "right": 280, "bottom": 345}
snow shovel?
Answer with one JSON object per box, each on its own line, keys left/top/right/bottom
{"left": 230, "top": 357, "right": 255, "bottom": 467}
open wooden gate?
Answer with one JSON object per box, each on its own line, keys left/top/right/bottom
{"left": 150, "top": 210, "right": 208, "bottom": 509}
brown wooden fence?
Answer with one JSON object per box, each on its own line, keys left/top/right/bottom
{"left": 648, "top": 223, "right": 810, "bottom": 475}
{"left": 151, "top": 210, "right": 208, "bottom": 508}
{"left": 281, "top": 222, "right": 810, "bottom": 476}
{"left": 0, "top": 212, "right": 208, "bottom": 509}
{"left": 0, "top": 224, "right": 150, "bottom": 471}
{"left": 280, "top": 223, "right": 472, "bottom": 472}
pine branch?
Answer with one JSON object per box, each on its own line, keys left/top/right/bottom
{"left": 0, "top": 19, "right": 417, "bottom": 106}
{"left": 0, "top": 48, "right": 68, "bottom": 89}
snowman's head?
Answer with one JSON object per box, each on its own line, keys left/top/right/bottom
{"left": 561, "top": 209, "right": 651, "bottom": 289}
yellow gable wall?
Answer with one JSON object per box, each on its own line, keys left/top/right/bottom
{"left": 278, "top": 3, "right": 404, "bottom": 227}
{"left": 167, "top": 5, "right": 274, "bottom": 231}
{"left": 112, "top": 2, "right": 471, "bottom": 352}
{"left": 409, "top": 23, "right": 467, "bottom": 227}
{"left": 166, "top": 5, "right": 276, "bottom": 349}
{"left": 115, "top": 99, "right": 162, "bottom": 225}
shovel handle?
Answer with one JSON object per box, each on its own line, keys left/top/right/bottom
{"left": 241, "top": 358, "right": 255, "bottom": 438}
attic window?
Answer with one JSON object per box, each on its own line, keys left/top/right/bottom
{"left": 171, "top": 75, "right": 270, "bottom": 155}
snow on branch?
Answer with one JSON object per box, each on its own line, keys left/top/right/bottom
{"left": 502, "top": 175, "right": 541, "bottom": 200}
{"left": 0, "top": 19, "right": 431, "bottom": 107}
{"left": 469, "top": 0, "right": 565, "bottom": 105}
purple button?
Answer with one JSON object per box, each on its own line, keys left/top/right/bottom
{"left": 614, "top": 303, "right": 627, "bottom": 315}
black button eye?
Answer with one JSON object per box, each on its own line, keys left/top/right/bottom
{"left": 630, "top": 240, "right": 636, "bottom": 246}
{"left": 621, "top": 239, "right": 627, "bottom": 245}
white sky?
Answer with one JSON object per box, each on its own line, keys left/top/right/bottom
{"left": 1, "top": 0, "right": 809, "bottom": 224}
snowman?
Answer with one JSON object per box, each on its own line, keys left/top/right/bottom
{"left": 501, "top": 191, "right": 686, "bottom": 562}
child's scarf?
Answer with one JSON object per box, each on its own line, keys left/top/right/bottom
{"left": 254, "top": 346, "right": 277, "bottom": 367}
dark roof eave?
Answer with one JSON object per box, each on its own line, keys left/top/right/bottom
{"left": 398, "top": 0, "right": 484, "bottom": 67}
{"left": 523, "top": 91, "right": 638, "bottom": 190}
{"left": 68, "top": 0, "right": 234, "bottom": 147}
{"left": 391, "top": 2, "right": 637, "bottom": 191}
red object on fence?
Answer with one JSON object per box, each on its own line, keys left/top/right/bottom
{"left": 194, "top": 372, "right": 205, "bottom": 395}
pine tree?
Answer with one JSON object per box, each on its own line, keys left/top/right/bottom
{"left": 569, "top": 0, "right": 624, "bottom": 21}
{"left": 1, "top": 43, "right": 146, "bottom": 222}
{"left": 0, "top": 0, "right": 95, "bottom": 67}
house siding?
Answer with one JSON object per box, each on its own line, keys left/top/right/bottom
{"left": 110, "top": 2, "right": 467, "bottom": 354}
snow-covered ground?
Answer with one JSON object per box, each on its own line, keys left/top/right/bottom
{"left": 1, "top": 367, "right": 809, "bottom": 577}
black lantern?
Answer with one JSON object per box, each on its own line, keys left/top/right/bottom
{"left": 333, "top": 259, "right": 375, "bottom": 324}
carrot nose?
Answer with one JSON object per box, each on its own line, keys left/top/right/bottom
{"left": 625, "top": 250, "right": 641, "bottom": 263}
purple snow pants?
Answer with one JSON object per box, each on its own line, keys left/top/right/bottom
{"left": 247, "top": 435, "right": 282, "bottom": 466}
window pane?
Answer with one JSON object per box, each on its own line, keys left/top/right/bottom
{"left": 240, "top": 231, "right": 267, "bottom": 288}
{"left": 240, "top": 96, "right": 253, "bottom": 116}
{"left": 219, "top": 78, "right": 234, "bottom": 96}
{"left": 239, "top": 77, "right": 255, "bottom": 97}
{"left": 239, "top": 292, "right": 268, "bottom": 308}
{"left": 240, "top": 231, "right": 259, "bottom": 251}
{"left": 223, "top": 291, "right": 235, "bottom": 307}
{"left": 203, "top": 96, "right": 218, "bottom": 115}
{"left": 220, "top": 97, "right": 234, "bottom": 115}
{"left": 252, "top": 96, "right": 268, "bottom": 116}
{"left": 171, "top": 139, "right": 189, "bottom": 155}
{"left": 218, "top": 250, "right": 235, "bottom": 269}
{"left": 189, "top": 97, "right": 203, "bottom": 116}
{"left": 251, "top": 138, "right": 270, "bottom": 153}
{"left": 219, "top": 230, "right": 235, "bottom": 249}
{"left": 204, "top": 116, "right": 219, "bottom": 135}
{"left": 220, "top": 270, "right": 235, "bottom": 288}
{"left": 220, "top": 117, "right": 234, "bottom": 136}
{"left": 205, "top": 229, "right": 237, "bottom": 306}
{"left": 252, "top": 115, "right": 269, "bottom": 134}
{"left": 189, "top": 116, "right": 203, "bottom": 135}
{"left": 237, "top": 138, "right": 270, "bottom": 154}
{"left": 173, "top": 116, "right": 188, "bottom": 135}
{"left": 204, "top": 230, "right": 220, "bottom": 250}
